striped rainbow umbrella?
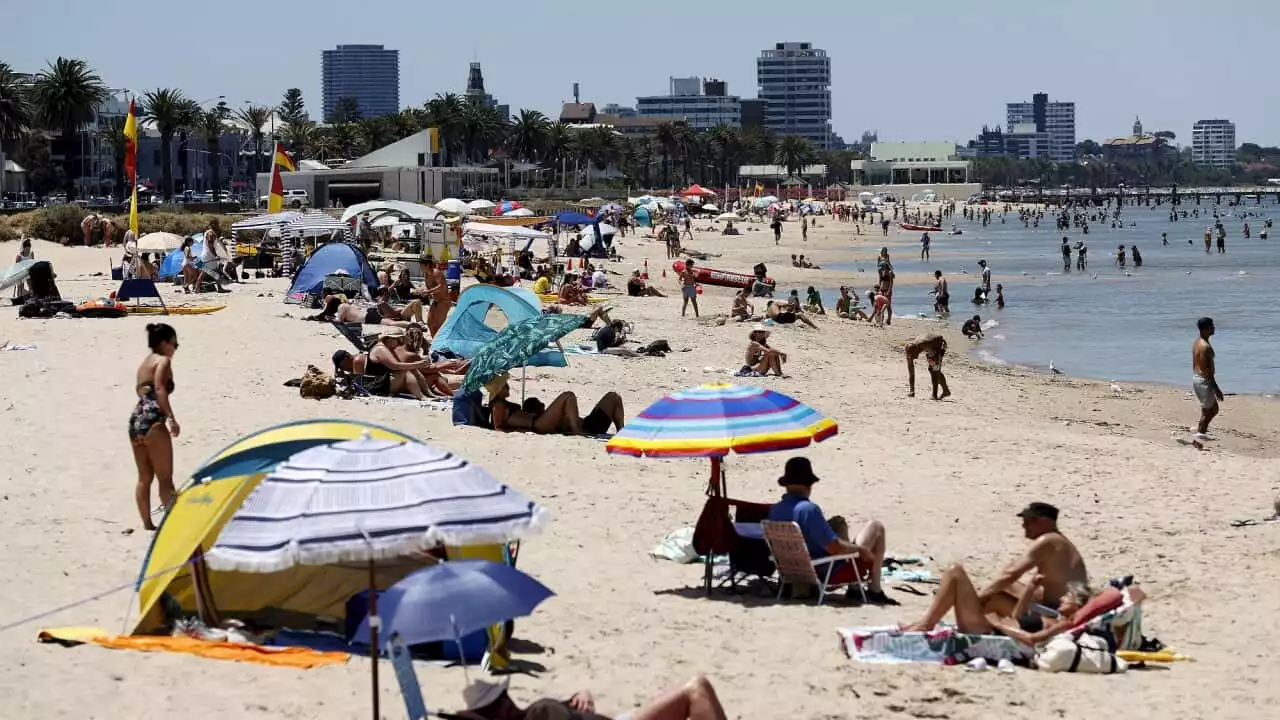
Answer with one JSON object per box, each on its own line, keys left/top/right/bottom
{"left": 606, "top": 383, "right": 837, "bottom": 459}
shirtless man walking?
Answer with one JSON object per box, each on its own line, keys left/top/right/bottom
{"left": 420, "top": 256, "right": 453, "bottom": 337}
{"left": 903, "top": 502, "right": 1089, "bottom": 633}
{"left": 1191, "top": 316, "right": 1223, "bottom": 448}
{"left": 904, "top": 334, "right": 950, "bottom": 399}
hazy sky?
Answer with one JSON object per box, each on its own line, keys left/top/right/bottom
{"left": 10, "top": 0, "right": 1278, "bottom": 145}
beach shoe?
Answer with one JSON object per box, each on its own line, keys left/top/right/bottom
{"left": 861, "top": 589, "right": 899, "bottom": 606}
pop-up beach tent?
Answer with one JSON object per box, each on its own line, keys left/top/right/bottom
{"left": 430, "top": 285, "right": 565, "bottom": 367}
{"left": 285, "top": 242, "right": 378, "bottom": 303}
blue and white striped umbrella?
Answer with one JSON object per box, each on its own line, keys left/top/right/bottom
{"left": 203, "top": 436, "right": 549, "bottom": 573}
{"left": 284, "top": 211, "right": 351, "bottom": 239}
{"left": 230, "top": 211, "right": 302, "bottom": 231}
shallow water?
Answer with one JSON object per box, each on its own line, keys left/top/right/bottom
{"left": 825, "top": 200, "right": 1280, "bottom": 395}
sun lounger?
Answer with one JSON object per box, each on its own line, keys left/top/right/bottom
{"left": 761, "top": 520, "right": 866, "bottom": 605}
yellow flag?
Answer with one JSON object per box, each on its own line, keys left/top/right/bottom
{"left": 129, "top": 186, "right": 139, "bottom": 236}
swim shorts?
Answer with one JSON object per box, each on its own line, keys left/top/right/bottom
{"left": 1192, "top": 375, "right": 1218, "bottom": 409}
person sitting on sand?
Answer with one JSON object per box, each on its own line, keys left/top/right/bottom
{"left": 730, "top": 288, "right": 757, "bottom": 322}
{"left": 962, "top": 315, "right": 984, "bottom": 340}
{"left": 390, "top": 267, "right": 430, "bottom": 303}
{"left": 902, "top": 502, "right": 1089, "bottom": 633}
{"left": 834, "top": 286, "right": 871, "bottom": 321}
{"left": 558, "top": 274, "right": 590, "bottom": 306}
{"left": 765, "top": 300, "right": 819, "bottom": 329}
{"left": 454, "top": 674, "right": 729, "bottom": 720}
{"left": 532, "top": 268, "right": 552, "bottom": 296}
{"left": 358, "top": 327, "right": 444, "bottom": 400}
{"left": 374, "top": 285, "right": 426, "bottom": 324}
{"left": 767, "top": 458, "right": 892, "bottom": 604}
{"left": 791, "top": 254, "right": 802, "bottom": 268}
{"left": 798, "top": 254, "right": 819, "bottom": 270}
{"left": 628, "top": 270, "right": 665, "bottom": 297}
{"left": 804, "top": 286, "right": 825, "bottom": 315}
{"left": 742, "top": 326, "right": 786, "bottom": 376}
{"left": 486, "top": 374, "right": 625, "bottom": 435}
{"left": 904, "top": 334, "right": 949, "bottom": 399}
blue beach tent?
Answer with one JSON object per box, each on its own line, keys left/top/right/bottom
{"left": 285, "top": 242, "right": 378, "bottom": 303}
{"left": 431, "top": 285, "right": 565, "bottom": 367}
{"left": 157, "top": 235, "right": 204, "bottom": 280}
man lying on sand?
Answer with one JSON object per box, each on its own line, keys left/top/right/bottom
{"left": 901, "top": 502, "right": 1089, "bottom": 634}
{"left": 453, "top": 674, "right": 728, "bottom": 720}
{"left": 767, "top": 458, "right": 892, "bottom": 604}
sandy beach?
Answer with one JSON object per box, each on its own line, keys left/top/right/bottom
{"left": 2, "top": 212, "right": 1279, "bottom": 720}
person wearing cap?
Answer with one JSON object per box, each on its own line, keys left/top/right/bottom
{"left": 742, "top": 326, "right": 785, "bottom": 377}
{"left": 1191, "top": 316, "right": 1223, "bottom": 446}
{"left": 766, "top": 457, "right": 891, "bottom": 603}
{"left": 902, "top": 502, "right": 1089, "bottom": 633}
{"left": 904, "top": 334, "right": 950, "bottom": 400}
{"left": 454, "top": 674, "right": 728, "bottom": 720}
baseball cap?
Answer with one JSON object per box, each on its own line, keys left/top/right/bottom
{"left": 1016, "top": 502, "right": 1059, "bottom": 521}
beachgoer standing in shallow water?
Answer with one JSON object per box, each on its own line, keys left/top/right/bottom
{"left": 1204, "top": 227, "right": 1212, "bottom": 254}
{"left": 679, "top": 259, "right": 699, "bottom": 318}
{"left": 1115, "top": 245, "right": 1126, "bottom": 269}
{"left": 129, "top": 323, "right": 180, "bottom": 530}
{"left": 921, "top": 232, "right": 931, "bottom": 261}
{"left": 1061, "top": 237, "right": 1071, "bottom": 272}
{"left": 1191, "top": 317, "right": 1223, "bottom": 449}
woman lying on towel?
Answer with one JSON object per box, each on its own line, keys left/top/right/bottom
{"left": 485, "top": 374, "right": 624, "bottom": 435}
{"left": 901, "top": 566, "right": 1090, "bottom": 645}
{"left": 309, "top": 294, "right": 417, "bottom": 328}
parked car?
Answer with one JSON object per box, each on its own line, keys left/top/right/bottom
{"left": 257, "top": 188, "right": 309, "bottom": 209}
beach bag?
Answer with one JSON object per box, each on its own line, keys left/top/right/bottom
{"left": 1035, "top": 633, "right": 1127, "bottom": 674}
{"left": 299, "top": 365, "right": 336, "bottom": 400}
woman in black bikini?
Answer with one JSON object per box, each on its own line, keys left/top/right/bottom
{"left": 129, "top": 323, "right": 180, "bottom": 531}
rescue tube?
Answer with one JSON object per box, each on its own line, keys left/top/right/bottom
{"left": 672, "top": 260, "right": 772, "bottom": 289}
{"left": 76, "top": 298, "right": 128, "bottom": 318}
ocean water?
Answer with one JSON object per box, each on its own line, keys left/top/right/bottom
{"left": 825, "top": 200, "right": 1280, "bottom": 395}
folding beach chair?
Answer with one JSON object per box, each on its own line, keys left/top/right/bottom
{"left": 761, "top": 520, "right": 866, "bottom": 605}
{"left": 115, "top": 279, "right": 168, "bottom": 314}
{"left": 331, "top": 320, "right": 376, "bottom": 352}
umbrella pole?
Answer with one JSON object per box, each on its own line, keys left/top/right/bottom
{"left": 368, "top": 559, "right": 380, "bottom": 720}
{"left": 704, "top": 457, "right": 726, "bottom": 596}
{"left": 520, "top": 364, "right": 527, "bottom": 404}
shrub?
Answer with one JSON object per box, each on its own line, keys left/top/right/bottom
{"left": 0, "top": 218, "right": 16, "bottom": 243}
{"left": 12, "top": 207, "right": 244, "bottom": 245}
{"left": 24, "top": 204, "right": 91, "bottom": 244}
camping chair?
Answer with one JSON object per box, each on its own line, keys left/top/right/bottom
{"left": 331, "top": 320, "right": 376, "bottom": 352}
{"left": 115, "top": 279, "right": 168, "bottom": 314}
{"left": 761, "top": 520, "right": 867, "bottom": 606}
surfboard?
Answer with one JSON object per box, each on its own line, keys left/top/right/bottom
{"left": 125, "top": 305, "right": 227, "bottom": 315}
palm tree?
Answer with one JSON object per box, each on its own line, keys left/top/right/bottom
{"left": 459, "top": 103, "right": 507, "bottom": 164}
{"left": 305, "top": 129, "right": 336, "bottom": 162}
{"left": 424, "top": 93, "right": 467, "bottom": 166}
{"left": 198, "top": 106, "right": 228, "bottom": 205}
{"left": 141, "top": 88, "right": 197, "bottom": 200}
{"left": 356, "top": 116, "right": 394, "bottom": 155}
{"left": 742, "top": 127, "right": 774, "bottom": 165}
{"left": 97, "top": 116, "right": 128, "bottom": 202}
{"left": 543, "top": 122, "right": 573, "bottom": 187}
{"left": 390, "top": 108, "right": 427, "bottom": 141}
{"left": 705, "top": 125, "right": 744, "bottom": 188}
{"left": 507, "top": 109, "right": 549, "bottom": 164}
{"left": 30, "top": 57, "right": 108, "bottom": 199}
{"left": 775, "top": 135, "right": 816, "bottom": 180}
{"left": 0, "top": 62, "right": 32, "bottom": 155}
{"left": 654, "top": 122, "right": 680, "bottom": 188}
{"left": 282, "top": 120, "right": 314, "bottom": 155}
{"left": 236, "top": 105, "right": 271, "bottom": 176}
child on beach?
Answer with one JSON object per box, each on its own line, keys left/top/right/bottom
{"left": 804, "top": 286, "right": 825, "bottom": 315}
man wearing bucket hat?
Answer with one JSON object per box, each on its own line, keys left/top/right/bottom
{"left": 456, "top": 673, "right": 729, "bottom": 720}
{"left": 766, "top": 457, "right": 892, "bottom": 604}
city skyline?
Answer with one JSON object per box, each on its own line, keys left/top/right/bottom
{"left": 7, "top": 0, "right": 1279, "bottom": 146}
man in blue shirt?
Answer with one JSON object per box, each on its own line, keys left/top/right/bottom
{"left": 767, "top": 457, "right": 891, "bottom": 603}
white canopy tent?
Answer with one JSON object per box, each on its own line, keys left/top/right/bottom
{"left": 231, "top": 211, "right": 302, "bottom": 232}
{"left": 340, "top": 200, "right": 441, "bottom": 223}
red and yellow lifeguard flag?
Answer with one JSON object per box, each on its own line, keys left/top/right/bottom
{"left": 267, "top": 142, "right": 296, "bottom": 213}
{"left": 123, "top": 99, "right": 139, "bottom": 235}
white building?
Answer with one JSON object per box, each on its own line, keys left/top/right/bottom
{"left": 1005, "top": 92, "right": 1075, "bottom": 163}
{"left": 850, "top": 141, "right": 971, "bottom": 184}
{"left": 635, "top": 77, "right": 741, "bottom": 131}
{"left": 1191, "top": 119, "right": 1236, "bottom": 168}
{"left": 756, "top": 42, "right": 833, "bottom": 150}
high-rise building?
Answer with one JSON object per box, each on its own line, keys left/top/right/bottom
{"left": 1005, "top": 93, "right": 1075, "bottom": 163}
{"left": 739, "top": 99, "right": 768, "bottom": 130}
{"left": 321, "top": 44, "right": 400, "bottom": 120}
{"left": 464, "top": 62, "right": 509, "bottom": 120}
{"left": 636, "top": 78, "right": 741, "bottom": 130}
{"left": 756, "top": 42, "right": 833, "bottom": 150}
{"left": 1191, "top": 119, "right": 1236, "bottom": 168}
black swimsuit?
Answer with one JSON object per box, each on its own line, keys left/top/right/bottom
{"left": 128, "top": 378, "right": 174, "bottom": 440}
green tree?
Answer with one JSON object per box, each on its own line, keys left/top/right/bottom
{"left": 236, "top": 105, "right": 272, "bottom": 175}
{"left": 97, "top": 116, "right": 128, "bottom": 202}
{"left": 507, "top": 109, "right": 550, "bottom": 164}
{"left": 282, "top": 120, "right": 315, "bottom": 156}
{"left": 1074, "top": 139, "right": 1102, "bottom": 158}
{"left": 653, "top": 121, "right": 681, "bottom": 188}
{"left": 543, "top": 122, "right": 573, "bottom": 187}
{"left": 30, "top": 57, "right": 108, "bottom": 199}
{"left": 705, "top": 125, "right": 744, "bottom": 188}
{"left": 198, "top": 103, "right": 229, "bottom": 204}
{"left": 356, "top": 116, "right": 395, "bottom": 155}
{"left": 330, "top": 96, "right": 361, "bottom": 124}
{"left": 775, "top": 134, "right": 815, "bottom": 179}
{"left": 278, "top": 88, "right": 306, "bottom": 125}
{"left": 14, "top": 131, "right": 63, "bottom": 196}
{"left": 460, "top": 103, "right": 507, "bottom": 164}
{"left": 0, "top": 62, "right": 32, "bottom": 154}
{"left": 424, "top": 93, "right": 467, "bottom": 166}
{"left": 141, "top": 88, "right": 197, "bottom": 200}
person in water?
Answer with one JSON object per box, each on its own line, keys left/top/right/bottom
{"left": 129, "top": 323, "right": 180, "bottom": 530}
{"left": 1131, "top": 245, "right": 1143, "bottom": 268}
{"left": 962, "top": 315, "right": 984, "bottom": 340}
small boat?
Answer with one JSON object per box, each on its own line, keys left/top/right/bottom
{"left": 672, "top": 260, "right": 772, "bottom": 289}
{"left": 899, "top": 223, "right": 942, "bottom": 232}
{"left": 126, "top": 305, "right": 227, "bottom": 315}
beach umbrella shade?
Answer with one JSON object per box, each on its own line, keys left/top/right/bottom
{"left": 715, "top": 213, "right": 740, "bottom": 222}
{"left": 496, "top": 200, "right": 523, "bottom": 214}
{"left": 597, "top": 222, "right": 618, "bottom": 236}
{"left": 352, "top": 560, "right": 554, "bottom": 649}
{"left": 700, "top": 203, "right": 719, "bottom": 213}
{"left": 467, "top": 199, "right": 496, "bottom": 212}
{"left": 435, "top": 198, "right": 471, "bottom": 215}
{"left": 504, "top": 207, "right": 534, "bottom": 217}
{"left": 462, "top": 313, "right": 589, "bottom": 393}
{"left": 135, "top": 232, "right": 184, "bottom": 252}
{"left": 0, "top": 259, "right": 37, "bottom": 293}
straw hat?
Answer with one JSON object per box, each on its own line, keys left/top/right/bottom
{"left": 484, "top": 373, "right": 510, "bottom": 396}
{"left": 462, "top": 678, "right": 510, "bottom": 711}
{"left": 379, "top": 326, "right": 406, "bottom": 341}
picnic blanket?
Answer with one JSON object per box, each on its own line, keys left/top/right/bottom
{"left": 838, "top": 625, "right": 1030, "bottom": 665}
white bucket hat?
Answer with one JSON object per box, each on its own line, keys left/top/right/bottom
{"left": 462, "top": 678, "right": 510, "bottom": 711}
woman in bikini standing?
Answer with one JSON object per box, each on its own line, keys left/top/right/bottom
{"left": 128, "top": 323, "right": 180, "bottom": 530}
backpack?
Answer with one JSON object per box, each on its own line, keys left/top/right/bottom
{"left": 1035, "top": 632, "right": 1127, "bottom": 674}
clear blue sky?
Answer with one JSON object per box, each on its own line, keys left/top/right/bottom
{"left": 9, "top": 0, "right": 1278, "bottom": 145}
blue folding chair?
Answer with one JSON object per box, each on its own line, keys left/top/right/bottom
{"left": 115, "top": 279, "right": 168, "bottom": 314}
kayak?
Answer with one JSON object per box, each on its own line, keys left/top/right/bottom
{"left": 900, "top": 223, "right": 942, "bottom": 232}
{"left": 672, "top": 260, "right": 772, "bottom": 289}
{"left": 126, "top": 305, "right": 227, "bottom": 315}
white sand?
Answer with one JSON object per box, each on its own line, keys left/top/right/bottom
{"left": 2, "top": 215, "right": 1279, "bottom": 719}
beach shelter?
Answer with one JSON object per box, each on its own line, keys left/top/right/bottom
{"left": 682, "top": 184, "right": 716, "bottom": 197}
{"left": 633, "top": 206, "right": 651, "bottom": 227}
{"left": 157, "top": 236, "right": 203, "bottom": 280}
{"left": 430, "top": 285, "right": 565, "bottom": 367}
{"left": 553, "top": 211, "right": 597, "bottom": 226}
{"left": 285, "top": 242, "right": 378, "bottom": 303}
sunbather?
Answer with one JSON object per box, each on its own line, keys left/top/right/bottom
{"left": 455, "top": 674, "right": 728, "bottom": 720}
{"left": 375, "top": 285, "right": 425, "bottom": 324}
{"left": 765, "top": 300, "right": 818, "bottom": 329}
{"left": 315, "top": 294, "right": 417, "bottom": 328}
{"left": 743, "top": 327, "right": 785, "bottom": 376}
{"left": 486, "top": 374, "right": 624, "bottom": 435}
{"left": 730, "top": 288, "right": 757, "bottom": 322}
{"left": 558, "top": 274, "right": 590, "bottom": 305}
{"left": 364, "top": 327, "right": 441, "bottom": 400}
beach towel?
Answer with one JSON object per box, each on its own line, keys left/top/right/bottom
{"left": 838, "top": 626, "right": 1029, "bottom": 665}
{"left": 37, "top": 627, "right": 349, "bottom": 669}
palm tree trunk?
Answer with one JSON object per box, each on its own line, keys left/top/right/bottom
{"left": 160, "top": 133, "right": 174, "bottom": 200}
{"left": 62, "top": 125, "right": 79, "bottom": 200}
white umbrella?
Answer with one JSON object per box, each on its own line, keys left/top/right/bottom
{"left": 467, "top": 199, "right": 496, "bottom": 211}
{"left": 135, "top": 232, "right": 185, "bottom": 251}
{"left": 434, "top": 198, "right": 471, "bottom": 215}
{"left": 716, "top": 212, "right": 741, "bottom": 222}
{"left": 504, "top": 208, "right": 535, "bottom": 217}
{"left": 370, "top": 214, "right": 401, "bottom": 229}
{"left": 701, "top": 203, "right": 720, "bottom": 213}
{"left": 597, "top": 222, "right": 618, "bottom": 236}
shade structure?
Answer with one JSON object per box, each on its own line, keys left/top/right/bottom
{"left": 467, "top": 199, "right": 496, "bottom": 212}
{"left": 682, "top": 184, "right": 716, "bottom": 197}
{"left": 230, "top": 211, "right": 302, "bottom": 231}
{"left": 204, "top": 436, "right": 548, "bottom": 573}
{"left": 341, "top": 200, "right": 441, "bottom": 223}
{"left": 135, "top": 232, "right": 184, "bottom": 251}
{"left": 434, "top": 198, "right": 471, "bottom": 215}
{"left": 352, "top": 560, "right": 553, "bottom": 648}
{"left": 284, "top": 211, "right": 351, "bottom": 239}
{"left": 715, "top": 212, "right": 739, "bottom": 222}
{"left": 462, "top": 313, "right": 588, "bottom": 393}
{"left": 0, "top": 259, "right": 37, "bottom": 293}
{"left": 606, "top": 383, "right": 837, "bottom": 458}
